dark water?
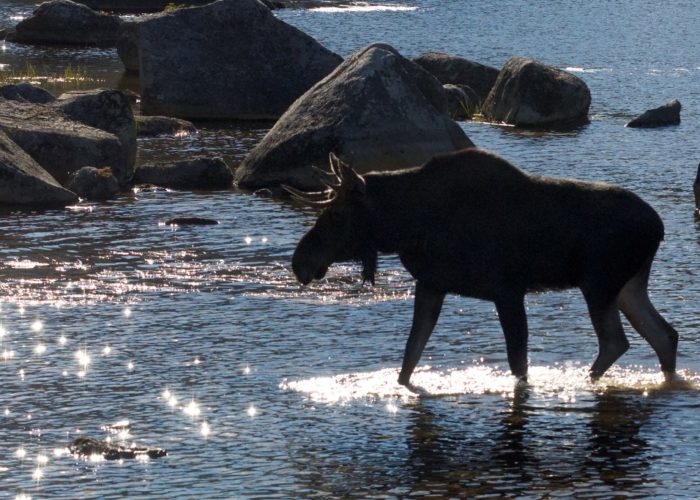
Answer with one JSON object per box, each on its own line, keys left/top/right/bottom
{"left": 1, "top": 1, "right": 700, "bottom": 498}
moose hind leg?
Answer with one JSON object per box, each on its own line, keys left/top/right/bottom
{"left": 618, "top": 265, "right": 678, "bottom": 375}
{"left": 398, "top": 282, "right": 445, "bottom": 386}
{"left": 584, "top": 291, "right": 629, "bottom": 379}
{"left": 495, "top": 294, "right": 529, "bottom": 380}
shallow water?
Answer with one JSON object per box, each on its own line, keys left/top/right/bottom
{"left": 1, "top": 0, "right": 700, "bottom": 498}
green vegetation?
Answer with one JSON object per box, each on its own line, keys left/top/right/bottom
{"left": 0, "top": 63, "right": 101, "bottom": 91}
{"left": 163, "top": 3, "right": 186, "bottom": 12}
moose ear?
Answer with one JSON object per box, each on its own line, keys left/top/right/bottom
{"left": 328, "top": 152, "right": 366, "bottom": 194}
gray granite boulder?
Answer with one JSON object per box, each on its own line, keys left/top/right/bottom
{"left": 8, "top": 0, "right": 123, "bottom": 46}
{"left": 482, "top": 57, "right": 591, "bottom": 128}
{"left": 75, "top": 0, "right": 281, "bottom": 13}
{"left": 413, "top": 52, "right": 500, "bottom": 103}
{"left": 235, "top": 43, "right": 474, "bottom": 191}
{"left": 136, "top": 115, "right": 197, "bottom": 136}
{"left": 139, "top": 0, "right": 342, "bottom": 119}
{"left": 134, "top": 157, "right": 234, "bottom": 189}
{"left": 0, "top": 99, "right": 126, "bottom": 185}
{"left": 0, "top": 83, "right": 56, "bottom": 104}
{"left": 0, "top": 130, "right": 78, "bottom": 206}
{"left": 56, "top": 89, "right": 136, "bottom": 182}
{"left": 66, "top": 166, "right": 120, "bottom": 200}
{"left": 626, "top": 99, "right": 681, "bottom": 128}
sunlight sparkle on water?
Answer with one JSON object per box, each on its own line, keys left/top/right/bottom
{"left": 31, "top": 468, "right": 43, "bottom": 482}
{"left": 16, "top": 447, "right": 26, "bottom": 460}
{"left": 58, "top": 336, "right": 67, "bottom": 346}
{"left": 123, "top": 307, "right": 132, "bottom": 318}
{"left": 183, "top": 400, "right": 200, "bottom": 417}
{"left": 244, "top": 236, "right": 253, "bottom": 245}
{"left": 30, "top": 320, "right": 43, "bottom": 333}
{"left": 0, "top": 325, "right": 6, "bottom": 338}
{"left": 200, "top": 421, "right": 210, "bottom": 437}
{"left": 102, "top": 346, "right": 111, "bottom": 355}
{"left": 3, "top": 349, "right": 15, "bottom": 360}
{"left": 36, "top": 454, "right": 48, "bottom": 466}
{"left": 310, "top": 4, "right": 417, "bottom": 13}
{"left": 34, "top": 344, "right": 46, "bottom": 355}
{"left": 75, "top": 349, "right": 90, "bottom": 368}
{"left": 247, "top": 405, "right": 257, "bottom": 417}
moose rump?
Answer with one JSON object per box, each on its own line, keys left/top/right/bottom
{"left": 289, "top": 149, "right": 679, "bottom": 387}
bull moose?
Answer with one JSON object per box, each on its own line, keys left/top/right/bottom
{"left": 287, "top": 149, "right": 679, "bottom": 387}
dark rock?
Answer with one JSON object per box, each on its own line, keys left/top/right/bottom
{"left": 69, "top": 436, "right": 166, "bottom": 460}
{"left": 8, "top": 0, "right": 123, "bottom": 46}
{"left": 122, "top": 89, "right": 140, "bottom": 104}
{"left": 134, "top": 157, "right": 234, "bottom": 190}
{"left": 165, "top": 217, "right": 219, "bottom": 225}
{"left": 235, "top": 43, "right": 473, "bottom": 191}
{"left": 443, "top": 84, "right": 479, "bottom": 120}
{"left": 74, "top": 0, "right": 281, "bottom": 13}
{"left": 56, "top": 89, "right": 136, "bottom": 184}
{"left": 482, "top": 56, "right": 591, "bottom": 129}
{"left": 0, "top": 129, "right": 78, "bottom": 207}
{"left": 139, "top": 0, "right": 342, "bottom": 119}
{"left": 117, "top": 20, "right": 141, "bottom": 74}
{"left": 413, "top": 52, "right": 500, "bottom": 103}
{"left": 0, "top": 99, "right": 125, "bottom": 185}
{"left": 626, "top": 99, "right": 681, "bottom": 128}
{"left": 66, "top": 166, "right": 120, "bottom": 200}
{"left": 0, "top": 83, "right": 56, "bottom": 104}
{"left": 694, "top": 162, "right": 699, "bottom": 215}
{"left": 136, "top": 115, "right": 197, "bottom": 136}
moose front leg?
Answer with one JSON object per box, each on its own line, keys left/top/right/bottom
{"left": 495, "top": 294, "right": 529, "bottom": 381}
{"left": 398, "top": 282, "right": 445, "bottom": 386}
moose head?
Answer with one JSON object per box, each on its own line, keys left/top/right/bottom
{"left": 286, "top": 153, "right": 378, "bottom": 286}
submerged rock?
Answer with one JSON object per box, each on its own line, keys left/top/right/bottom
{"left": 482, "top": 56, "right": 591, "bottom": 129}
{"left": 136, "top": 115, "right": 197, "bottom": 136}
{"left": 66, "top": 166, "right": 120, "bottom": 201}
{"left": 0, "top": 98, "right": 126, "bottom": 185}
{"left": 164, "top": 217, "right": 219, "bottom": 225}
{"left": 235, "top": 43, "right": 473, "bottom": 191}
{"left": 134, "top": 157, "right": 234, "bottom": 190}
{"left": 8, "top": 0, "right": 123, "bottom": 46}
{"left": 626, "top": 99, "right": 681, "bottom": 128}
{"left": 139, "top": 0, "right": 342, "bottom": 119}
{"left": 0, "top": 83, "right": 56, "bottom": 104}
{"left": 69, "top": 436, "right": 166, "bottom": 460}
{"left": 413, "top": 52, "right": 499, "bottom": 103}
{"left": 0, "top": 130, "right": 78, "bottom": 207}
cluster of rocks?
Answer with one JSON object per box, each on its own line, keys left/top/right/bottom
{"left": 1, "top": 0, "right": 686, "bottom": 208}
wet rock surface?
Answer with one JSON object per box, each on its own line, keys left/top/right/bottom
{"left": 136, "top": 115, "right": 197, "bottom": 137}
{"left": 0, "top": 129, "right": 78, "bottom": 207}
{"left": 134, "top": 157, "right": 234, "bottom": 190}
{"left": 413, "top": 52, "right": 500, "bottom": 103}
{"left": 235, "top": 43, "right": 473, "bottom": 191}
{"left": 626, "top": 99, "right": 681, "bottom": 128}
{"left": 69, "top": 436, "right": 167, "bottom": 460}
{"left": 0, "top": 83, "right": 57, "bottom": 104}
{"left": 482, "top": 56, "right": 591, "bottom": 129}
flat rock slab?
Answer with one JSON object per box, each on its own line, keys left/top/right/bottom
{"left": 235, "top": 43, "right": 473, "bottom": 191}
{"left": 8, "top": 0, "right": 123, "bottom": 46}
{"left": 0, "top": 129, "right": 78, "bottom": 207}
{"left": 139, "top": 0, "right": 342, "bottom": 119}
{"left": 626, "top": 99, "right": 681, "bottom": 128}
{"left": 0, "top": 99, "right": 125, "bottom": 185}
{"left": 482, "top": 56, "right": 591, "bottom": 129}
{"left": 134, "top": 157, "right": 234, "bottom": 190}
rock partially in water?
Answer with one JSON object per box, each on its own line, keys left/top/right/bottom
{"left": 75, "top": 0, "right": 283, "bottom": 13}
{"left": 7, "top": 0, "right": 123, "bottom": 46}
{"left": 482, "top": 56, "right": 591, "bottom": 129}
{"left": 165, "top": 217, "right": 219, "bottom": 225}
{"left": 0, "top": 98, "right": 125, "bottom": 186}
{"left": 139, "top": 0, "right": 342, "bottom": 119}
{"left": 134, "top": 157, "right": 234, "bottom": 190}
{"left": 235, "top": 43, "right": 473, "bottom": 191}
{"left": 69, "top": 436, "right": 166, "bottom": 460}
{"left": 413, "top": 52, "right": 500, "bottom": 103}
{"left": 626, "top": 99, "right": 681, "bottom": 128}
{"left": 443, "top": 84, "right": 479, "bottom": 121}
{"left": 57, "top": 89, "right": 136, "bottom": 184}
{"left": 0, "top": 129, "right": 78, "bottom": 207}
{"left": 66, "top": 166, "right": 120, "bottom": 201}
{"left": 136, "top": 115, "right": 197, "bottom": 137}
{"left": 0, "top": 83, "right": 56, "bottom": 104}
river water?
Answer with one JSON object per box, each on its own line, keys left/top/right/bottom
{"left": 1, "top": 0, "right": 699, "bottom": 498}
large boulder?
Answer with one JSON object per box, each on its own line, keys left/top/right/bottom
{"left": 0, "top": 130, "right": 78, "bottom": 207}
{"left": 139, "top": 0, "right": 342, "bottom": 119}
{"left": 0, "top": 83, "right": 56, "bottom": 104}
{"left": 235, "top": 43, "right": 474, "bottom": 191}
{"left": 482, "top": 57, "right": 591, "bottom": 128}
{"left": 56, "top": 89, "right": 137, "bottom": 180}
{"left": 0, "top": 99, "right": 127, "bottom": 185}
{"left": 133, "top": 157, "right": 234, "bottom": 190}
{"left": 8, "top": 0, "right": 123, "bottom": 46}
{"left": 626, "top": 99, "right": 681, "bottom": 128}
{"left": 412, "top": 52, "right": 500, "bottom": 103}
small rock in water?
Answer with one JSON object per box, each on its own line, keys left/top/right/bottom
{"left": 165, "top": 217, "right": 219, "bottom": 226}
{"left": 69, "top": 436, "right": 166, "bottom": 460}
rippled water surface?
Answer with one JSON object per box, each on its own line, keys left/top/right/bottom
{"left": 1, "top": 0, "right": 700, "bottom": 498}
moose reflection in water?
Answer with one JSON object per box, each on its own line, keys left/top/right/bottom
{"left": 287, "top": 149, "right": 679, "bottom": 388}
